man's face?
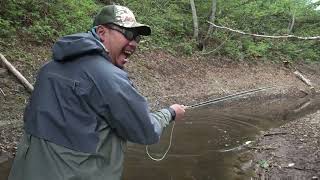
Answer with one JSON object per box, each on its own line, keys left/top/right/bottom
{"left": 97, "top": 25, "right": 140, "bottom": 69}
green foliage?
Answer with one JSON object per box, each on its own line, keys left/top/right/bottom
{"left": 122, "top": 0, "right": 320, "bottom": 61}
{"left": 0, "top": 18, "right": 14, "bottom": 37}
{"left": 245, "top": 40, "right": 271, "bottom": 58}
{"left": 209, "top": 0, "right": 320, "bottom": 61}
{"left": 1, "top": 0, "right": 319, "bottom": 62}
{"left": 224, "top": 39, "right": 244, "bottom": 60}
{"left": 258, "top": 160, "right": 269, "bottom": 169}
{"left": 122, "top": 0, "right": 193, "bottom": 51}
{"left": 0, "top": 0, "right": 100, "bottom": 42}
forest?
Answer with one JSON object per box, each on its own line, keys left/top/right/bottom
{"left": 1, "top": 0, "right": 320, "bottom": 62}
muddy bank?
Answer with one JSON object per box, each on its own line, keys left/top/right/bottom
{"left": 246, "top": 97, "right": 320, "bottom": 179}
{"left": 1, "top": 50, "right": 320, "bottom": 179}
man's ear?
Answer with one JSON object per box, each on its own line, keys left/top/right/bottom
{"left": 96, "top": 25, "right": 107, "bottom": 42}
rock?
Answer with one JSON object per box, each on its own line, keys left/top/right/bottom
{"left": 287, "top": 163, "right": 294, "bottom": 167}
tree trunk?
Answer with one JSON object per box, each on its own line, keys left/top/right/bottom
{"left": 205, "top": 0, "right": 217, "bottom": 40}
{"left": 288, "top": 13, "right": 295, "bottom": 33}
{"left": 190, "top": 0, "right": 199, "bottom": 40}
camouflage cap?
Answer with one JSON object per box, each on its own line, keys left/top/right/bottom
{"left": 93, "top": 5, "right": 151, "bottom": 36}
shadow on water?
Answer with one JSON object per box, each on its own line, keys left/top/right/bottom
{"left": 1, "top": 95, "right": 320, "bottom": 180}
{"left": 123, "top": 94, "right": 320, "bottom": 180}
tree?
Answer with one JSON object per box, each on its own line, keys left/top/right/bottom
{"left": 190, "top": 0, "right": 199, "bottom": 40}
{"left": 205, "top": 0, "right": 217, "bottom": 40}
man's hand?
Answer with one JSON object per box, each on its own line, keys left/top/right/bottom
{"left": 170, "top": 104, "right": 186, "bottom": 121}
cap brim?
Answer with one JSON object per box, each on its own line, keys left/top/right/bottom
{"left": 116, "top": 22, "right": 151, "bottom": 36}
{"left": 133, "top": 23, "right": 151, "bottom": 36}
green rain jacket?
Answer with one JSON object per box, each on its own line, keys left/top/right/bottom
{"left": 8, "top": 30, "right": 174, "bottom": 180}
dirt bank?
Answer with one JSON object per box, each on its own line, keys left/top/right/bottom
{"left": 246, "top": 98, "right": 320, "bottom": 180}
{"left": 1, "top": 49, "right": 320, "bottom": 179}
{"left": 255, "top": 115, "right": 319, "bottom": 179}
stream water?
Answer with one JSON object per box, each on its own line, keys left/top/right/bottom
{"left": 123, "top": 95, "right": 320, "bottom": 180}
{"left": 1, "top": 94, "right": 320, "bottom": 180}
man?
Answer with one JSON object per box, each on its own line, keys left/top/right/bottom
{"left": 9, "top": 5, "right": 186, "bottom": 180}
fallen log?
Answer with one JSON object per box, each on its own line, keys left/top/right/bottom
{"left": 294, "top": 70, "right": 315, "bottom": 93}
{"left": 0, "top": 53, "right": 34, "bottom": 92}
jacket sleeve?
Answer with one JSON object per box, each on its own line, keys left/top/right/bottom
{"left": 95, "top": 70, "right": 173, "bottom": 145}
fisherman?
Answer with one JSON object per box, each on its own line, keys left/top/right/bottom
{"left": 8, "top": 5, "right": 186, "bottom": 180}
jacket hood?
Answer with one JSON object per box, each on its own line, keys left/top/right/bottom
{"left": 52, "top": 30, "right": 107, "bottom": 62}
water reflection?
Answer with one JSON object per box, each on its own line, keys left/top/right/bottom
{"left": 123, "top": 95, "right": 320, "bottom": 180}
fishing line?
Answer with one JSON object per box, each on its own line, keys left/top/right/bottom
{"left": 186, "top": 86, "right": 274, "bottom": 109}
{"left": 146, "top": 121, "right": 176, "bottom": 161}
{"left": 145, "top": 86, "right": 274, "bottom": 161}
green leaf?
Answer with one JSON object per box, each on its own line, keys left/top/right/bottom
{"left": 258, "top": 160, "right": 269, "bottom": 169}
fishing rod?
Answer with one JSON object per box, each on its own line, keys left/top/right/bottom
{"left": 186, "top": 86, "right": 274, "bottom": 109}
{"left": 146, "top": 86, "right": 275, "bottom": 161}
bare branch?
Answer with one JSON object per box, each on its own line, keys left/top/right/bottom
{"left": 0, "top": 53, "right": 34, "bottom": 92}
{"left": 207, "top": 21, "right": 320, "bottom": 40}
{"left": 0, "top": 88, "right": 5, "bottom": 96}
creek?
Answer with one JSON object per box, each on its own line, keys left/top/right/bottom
{"left": 1, "top": 94, "right": 320, "bottom": 180}
{"left": 123, "top": 94, "right": 320, "bottom": 180}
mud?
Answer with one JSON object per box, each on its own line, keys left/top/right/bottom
{"left": 248, "top": 97, "right": 320, "bottom": 179}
